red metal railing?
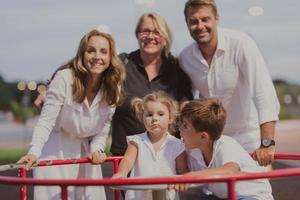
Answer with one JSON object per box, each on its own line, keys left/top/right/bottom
{"left": 0, "top": 153, "right": 300, "bottom": 200}
{"left": 18, "top": 156, "right": 123, "bottom": 200}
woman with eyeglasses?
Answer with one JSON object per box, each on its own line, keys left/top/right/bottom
{"left": 110, "top": 12, "right": 193, "bottom": 157}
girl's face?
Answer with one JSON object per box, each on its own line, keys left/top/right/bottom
{"left": 83, "top": 35, "right": 110, "bottom": 78}
{"left": 143, "top": 101, "right": 171, "bottom": 137}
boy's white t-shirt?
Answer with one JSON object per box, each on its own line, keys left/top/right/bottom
{"left": 188, "top": 135, "right": 273, "bottom": 200}
{"left": 125, "top": 132, "right": 185, "bottom": 200}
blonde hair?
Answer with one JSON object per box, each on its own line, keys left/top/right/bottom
{"left": 51, "top": 29, "right": 125, "bottom": 106}
{"left": 131, "top": 91, "right": 178, "bottom": 132}
{"left": 184, "top": 0, "right": 218, "bottom": 20}
{"left": 135, "top": 12, "right": 172, "bottom": 58}
{"left": 181, "top": 98, "right": 226, "bottom": 140}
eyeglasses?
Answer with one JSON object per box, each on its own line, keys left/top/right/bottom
{"left": 138, "top": 29, "right": 161, "bottom": 38}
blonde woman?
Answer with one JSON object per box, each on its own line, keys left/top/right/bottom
{"left": 18, "top": 29, "right": 125, "bottom": 200}
{"left": 111, "top": 12, "right": 193, "bottom": 157}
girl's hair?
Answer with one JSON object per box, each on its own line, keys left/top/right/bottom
{"left": 50, "top": 29, "right": 125, "bottom": 106}
{"left": 181, "top": 98, "right": 226, "bottom": 140}
{"left": 135, "top": 12, "right": 172, "bottom": 58}
{"left": 131, "top": 91, "right": 178, "bottom": 132}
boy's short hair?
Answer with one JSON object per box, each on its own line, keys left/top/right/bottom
{"left": 181, "top": 98, "right": 226, "bottom": 140}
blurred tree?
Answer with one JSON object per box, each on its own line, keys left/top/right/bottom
{"left": 10, "top": 100, "right": 37, "bottom": 123}
{"left": 0, "top": 75, "right": 14, "bottom": 110}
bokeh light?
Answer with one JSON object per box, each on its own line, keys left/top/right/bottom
{"left": 248, "top": 6, "right": 264, "bottom": 17}
{"left": 27, "top": 81, "right": 37, "bottom": 91}
{"left": 17, "top": 81, "right": 26, "bottom": 91}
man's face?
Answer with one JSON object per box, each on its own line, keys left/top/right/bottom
{"left": 186, "top": 6, "right": 219, "bottom": 46}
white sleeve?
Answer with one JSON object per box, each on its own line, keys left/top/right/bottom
{"left": 215, "top": 137, "right": 252, "bottom": 168}
{"left": 172, "top": 139, "right": 185, "bottom": 158}
{"left": 90, "top": 107, "right": 115, "bottom": 153}
{"left": 28, "top": 71, "right": 67, "bottom": 157}
{"left": 238, "top": 35, "right": 280, "bottom": 124}
{"left": 216, "top": 143, "right": 243, "bottom": 168}
{"left": 126, "top": 135, "right": 140, "bottom": 144}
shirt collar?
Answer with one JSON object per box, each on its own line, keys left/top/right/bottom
{"left": 192, "top": 27, "right": 226, "bottom": 59}
{"left": 188, "top": 135, "right": 224, "bottom": 168}
{"left": 216, "top": 28, "right": 226, "bottom": 52}
{"left": 131, "top": 49, "right": 167, "bottom": 76}
{"left": 140, "top": 131, "right": 172, "bottom": 154}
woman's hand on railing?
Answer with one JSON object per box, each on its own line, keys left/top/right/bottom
{"left": 17, "top": 154, "right": 37, "bottom": 170}
{"left": 87, "top": 151, "right": 106, "bottom": 164}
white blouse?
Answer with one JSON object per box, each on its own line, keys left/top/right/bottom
{"left": 28, "top": 68, "right": 115, "bottom": 157}
{"left": 125, "top": 132, "right": 185, "bottom": 200}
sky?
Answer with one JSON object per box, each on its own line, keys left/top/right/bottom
{"left": 0, "top": 0, "right": 299, "bottom": 84}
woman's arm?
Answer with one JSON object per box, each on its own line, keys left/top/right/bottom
{"left": 17, "top": 70, "right": 67, "bottom": 168}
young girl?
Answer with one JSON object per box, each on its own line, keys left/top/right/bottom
{"left": 17, "top": 29, "right": 125, "bottom": 200}
{"left": 112, "top": 91, "right": 188, "bottom": 200}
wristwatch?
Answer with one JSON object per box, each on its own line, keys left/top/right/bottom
{"left": 261, "top": 139, "right": 275, "bottom": 148}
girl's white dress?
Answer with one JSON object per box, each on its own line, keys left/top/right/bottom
{"left": 125, "top": 132, "right": 185, "bottom": 200}
{"left": 28, "top": 69, "right": 114, "bottom": 200}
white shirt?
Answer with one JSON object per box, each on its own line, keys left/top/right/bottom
{"left": 27, "top": 69, "right": 114, "bottom": 200}
{"left": 125, "top": 132, "right": 185, "bottom": 200}
{"left": 28, "top": 69, "right": 114, "bottom": 157}
{"left": 188, "top": 136, "right": 273, "bottom": 200}
{"left": 179, "top": 28, "right": 280, "bottom": 151}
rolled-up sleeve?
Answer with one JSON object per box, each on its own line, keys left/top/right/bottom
{"left": 238, "top": 35, "right": 280, "bottom": 125}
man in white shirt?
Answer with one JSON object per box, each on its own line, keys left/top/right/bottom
{"left": 179, "top": 0, "right": 280, "bottom": 166}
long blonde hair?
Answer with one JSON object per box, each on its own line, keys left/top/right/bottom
{"left": 51, "top": 29, "right": 125, "bottom": 106}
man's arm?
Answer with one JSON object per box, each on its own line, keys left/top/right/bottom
{"left": 253, "top": 121, "right": 276, "bottom": 166}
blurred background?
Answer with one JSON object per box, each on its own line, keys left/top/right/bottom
{"left": 0, "top": 0, "right": 299, "bottom": 199}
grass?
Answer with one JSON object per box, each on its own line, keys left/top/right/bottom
{"left": 0, "top": 145, "right": 112, "bottom": 164}
{"left": 0, "top": 148, "right": 27, "bottom": 163}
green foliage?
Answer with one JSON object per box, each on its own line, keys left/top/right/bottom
{"left": 274, "top": 80, "right": 300, "bottom": 120}
{"left": 10, "top": 100, "right": 37, "bottom": 123}
{"left": 0, "top": 149, "right": 27, "bottom": 162}
{"left": 0, "top": 79, "right": 14, "bottom": 110}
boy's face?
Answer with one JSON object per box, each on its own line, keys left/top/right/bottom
{"left": 179, "top": 117, "right": 201, "bottom": 149}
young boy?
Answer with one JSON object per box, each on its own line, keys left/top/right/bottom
{"left": 172, "top": 98, "right": 273, "bottom": 200}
